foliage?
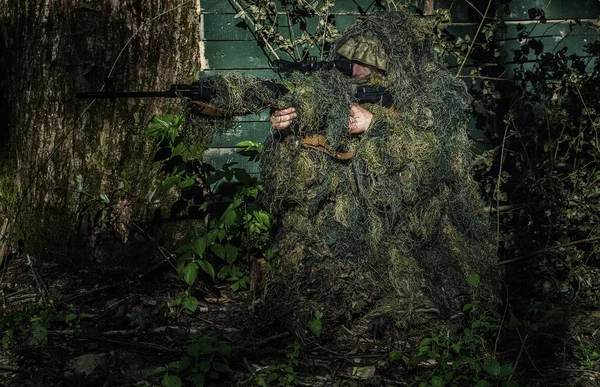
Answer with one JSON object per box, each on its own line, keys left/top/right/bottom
{"left": 387, "top": 311, "right": 517, "bottom": 386}
{"left": 468, "top": 12, "right": 600, "bottom": 306}
{"left": 148, "top": 114, "right": 273, "bottom": 314}
{"left": 152, "top": 334, "right": 232, "bottom": 387}
{"left": 249, "top": 343, "right": 301, "bottom": 386}
{"left": 576, "top": 341, "right": 600, "bottom": 371}
{"left": 232, "top": 0, "right": 341, "bottom": 61}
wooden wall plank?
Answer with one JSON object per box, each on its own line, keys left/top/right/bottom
{"left": 204, "top": 41, "right": 322, "bottom": 69}
{"left": 503, "top": 0, "right": 600, "bottom": 21}
{"left": 210, "top": 122, "right": 272, "bottom": 147}
{"left": 501, "top": 22, "right": 598, "bottom": 59}
{"left": 438, "top": 0, "right": 600, "bottom": 23}
{"left": 203, "top": 13, "right": 358, "bottom": 41}
{"left": 200, "top": 0, "right": 414, "bottom": 14}
{"left": 204, "top": 147, "right": 261, "bottom": 174}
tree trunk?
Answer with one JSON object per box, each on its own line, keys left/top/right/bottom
{"left": 0, "top": 0, "right": 201, "bottom": 258}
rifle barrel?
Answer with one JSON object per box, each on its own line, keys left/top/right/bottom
{"left": 76, "top": 90, "right": 174, "bottom": 99}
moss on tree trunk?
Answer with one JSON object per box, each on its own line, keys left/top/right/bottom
{"left": 0, "top": 0, "right": 201, "bottom": 259}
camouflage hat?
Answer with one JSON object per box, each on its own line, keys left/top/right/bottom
{"left": 336, "top": 31, "right": 388, "bottom": 72}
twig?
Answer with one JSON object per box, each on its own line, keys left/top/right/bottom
{"left": 0, "top": 364, "right": 21, "bottom": 373}
{"left": 257, "top": 332, "right": 290, "bottom": 345}
{"left": 55, "top": 333, "right": 180, "bottom": 353}
{"left": 493, "top": 285, "right": 509, "bottom": 357}
{"left": 498, "top": 235, "right": 600, "bottom": 265}
{"left": 483, "top": 204, "right": 522, "bottom": 214}
{"left": 59, "top": 284, "right": 117, "bottom": 305}
{"left": 457, "top": 75, "right": 508, "bottom": 81}
{"left": 464, "top": 0, "right": 484, "bottom": 18}
{"left": 456, "top": 0, "right": 493, "bottom": 78}
{"left": 495, "top": 122, "right": 510, "bottom": 247}
{"left": 509, "top": 331, "right": 527, "bottom": 380}
{"left": 230, "top": 0, "right": 280, "bottom": 60}
{"left": 242, "top": 357, "right": 255, "bottom": 375}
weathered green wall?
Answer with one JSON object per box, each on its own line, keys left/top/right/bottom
{"left": 201, "top": 0, "right": 599, "bottom": 173}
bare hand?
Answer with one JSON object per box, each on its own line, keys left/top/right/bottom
{"left": 349, "top": 104, "right": 373, "bottom": 134}
{"left": 270, "top": 107, "right": 297, "bottom": 131}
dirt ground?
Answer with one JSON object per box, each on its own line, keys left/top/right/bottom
{"left": 1, "top": 251, "right": 599, "bottom": 386}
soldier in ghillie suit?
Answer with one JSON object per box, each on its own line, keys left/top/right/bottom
{"left": 262, "top": 11, "right": 498, "bottom": 332}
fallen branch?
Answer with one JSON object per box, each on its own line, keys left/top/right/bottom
{"left": 0, "top": 364, "right": 20, "bottom": 373}
{"left": 52, "top": 333, "right": 180, "bottom": 354}
{"left": 498, "top": 235, "right": 600, "bottom": 265}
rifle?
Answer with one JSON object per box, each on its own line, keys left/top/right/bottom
{"left": 76, "top": 57, "right": 394, "bottom": 114}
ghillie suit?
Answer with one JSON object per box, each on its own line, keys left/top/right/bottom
{"left": 259, "top": 11, "right": 498, "bottom": 331}
{"left": 186, "top": 11, "right": 498, "bottom": 334}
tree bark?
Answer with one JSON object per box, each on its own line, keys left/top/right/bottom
{"left": 0, "top": 0, "right": 201, "bottom": 258}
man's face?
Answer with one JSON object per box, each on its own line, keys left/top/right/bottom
{"left": 351, "top": 62, "right": 373, "bottom": 80}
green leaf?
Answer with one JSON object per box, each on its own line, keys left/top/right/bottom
{"left": 467, "top": 273, "right": 480, "bottom": 288}
{"left": 475, "top": 381, "right": 491, "bottom": 387}
{"left": 499, "top": 363, "right": 514, "bottom": 378}
{"left": 389, "top": 350, "right": 403, "bottom": 361}
{"left": 211, "top": 243, "right": 226, "bottom": 260}
{"left": 193, "top": 373, "right": 205, "bottom": 387}
{"left": 65, "top": 314, "right": 78, "bottom": 322}
{"left": 206, "top": 229, "right": 219, "bottom": 244}
{"left": 199, "top": 359, "right": 211, "bottom": 372}
{"left": 162, "top": 176, "right": 180, "bottom": 192}
{"left": 182, "top": 262, "right": 198, "bottom": 286}
{"left": 99, "top": 193, "right": 110, "bottom": 204}
{"left": 29, "top": 326, "right": 48, "bottom": 346}
{"left": 162, "top": 375, "right": 182, "bottom": 387}
{"left": 199, "top": 260, "right": 215, "bottom": 279}
{"left": 281, "top": 80, "right": 295, "bottom": 92}
{"left": 211, "top": 362, "right": 232, "bottom": 373}
{"left": 224, "top": 243, "right": 238, "bottom": 264}
{"left": 483, "top": 358, "right": 501, "bottom": 377}
{"left": 217, "top": 342, "right": 231, "bottom": 356}
{"left": 152, "top": 366, "right": 167, "bottom": 375}
{"left": 192, "top": 237, "right": 207, "bottom": 257}
{"left": 253, "top": 210, "right": 271, "bottom": 227}
{"left": 222, "top": 209, "right": 237, "bottom": 227}
{"left": 179, "top": 177, "right": 196, "bottom": 189}
{"left": 431, "top": 376, "right": 445, "bottom": 387}
{"left": 187, "top": 341, "right": 201, "bottom": 359}
{"left": 502, "top": 381, "right": 520, "bottom": 387}
{"left": 308, "top": 317, "right": 322, "bottom": 338}
{"left": 184, "top": 296, "right": 198, "bottom": 313}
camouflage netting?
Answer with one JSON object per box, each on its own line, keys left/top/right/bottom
{"left": 185, "top": 11, "right": 499, "bottom": 332}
